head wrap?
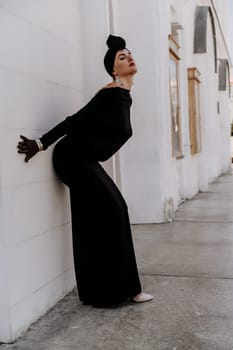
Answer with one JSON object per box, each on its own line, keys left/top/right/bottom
{"left": 104, "top": 34, "right": 126, "bottom": 77}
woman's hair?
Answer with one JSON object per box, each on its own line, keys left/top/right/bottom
{"left": 104, "top": 35, "right": 126, "bottom": 78}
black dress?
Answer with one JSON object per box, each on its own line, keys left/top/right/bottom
{"left": 40, "top": 87, "right": 141, "bottom": 306}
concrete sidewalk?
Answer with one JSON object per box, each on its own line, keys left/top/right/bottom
{"left": 1, "top": 171, "right": 233, "bottom": 350}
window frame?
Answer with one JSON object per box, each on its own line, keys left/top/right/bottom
{"left": 187, "top": 67, "right": 201, "bottom": 155}
{"left": 169, "top": 35, "right": 183, "bottom": 159}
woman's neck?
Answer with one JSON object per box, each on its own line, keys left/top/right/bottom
{"left": 118, "top": 76, "right": 134, "bottom": 90}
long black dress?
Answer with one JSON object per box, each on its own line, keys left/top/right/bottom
{"left": 40, "top": 87, "right": 142, "bottom": 306}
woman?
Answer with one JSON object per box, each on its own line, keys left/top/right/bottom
{"left": 17, "top": 35, "right": 153, "bottom": 307}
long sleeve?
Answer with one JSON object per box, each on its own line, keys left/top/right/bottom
{"left": 40, "top": 87, "right": 133, "bottom": 162}
{"left": 40, "top": 95, "right": 100, "bottom": 149}
{"left": 40, "top": 118, "right": 70, "bottom": 150}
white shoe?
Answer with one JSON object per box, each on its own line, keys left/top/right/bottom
{"left": 132, "top": 293, "right": 154, "bottom": 303}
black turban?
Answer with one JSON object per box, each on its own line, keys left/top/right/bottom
{"left": 104, "top": 34, "right": 126, "bottom": 77}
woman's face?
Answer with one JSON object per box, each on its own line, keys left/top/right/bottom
{"left": 112, "top": 49, "right": 137, "bottom": 79}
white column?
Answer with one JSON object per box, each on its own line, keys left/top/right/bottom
{"left": 219, "top": 90, "right": 232, "bottom": 173}
{"left": 114, "top": 0, "right": 173, "bottom": 223}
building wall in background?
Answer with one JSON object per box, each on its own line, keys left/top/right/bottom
{"left": 110, "top": 0, "right": 232, "bottom": 222}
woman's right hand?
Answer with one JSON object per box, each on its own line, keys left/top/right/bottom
{"left": 17, "top": 135, "right": 40, "bottom": 162}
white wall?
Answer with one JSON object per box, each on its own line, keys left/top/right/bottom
{"left": 0, "top": 0, "right": 83, "bottom": 342}
{"left": 79, "top": 0, "right": 117, "bottom": 180}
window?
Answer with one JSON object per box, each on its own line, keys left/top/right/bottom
{"left": 169, "top": 35, "right": 182, "bottom": 158}
{"left": 187, "top": 67, "right": 201, "bottom": 155}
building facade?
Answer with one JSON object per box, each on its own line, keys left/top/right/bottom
{"left": 0, "top": 0, "right": 232, "bottom": 342}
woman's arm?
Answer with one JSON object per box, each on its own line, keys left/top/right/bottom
{"left": 17, "top": 113, "right": 83, "bottom": 162}
{"left": 17, "top": 95, "right": 99, "bottom": 162}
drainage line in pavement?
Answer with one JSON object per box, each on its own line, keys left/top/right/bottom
{"left": 141, "top": 272, "right": 233, "bottom": 280}
{"left": 174, "top": 220, "right": 233, "bottom": 224}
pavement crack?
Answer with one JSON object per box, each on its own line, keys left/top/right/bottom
{"left": 141, "top": 272, "right": 233, "bottom": 281}
{"left": 174, "top": 219, "right": 233, "bottom": 224}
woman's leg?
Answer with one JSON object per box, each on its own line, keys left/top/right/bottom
{"left": 53, "top": 144, "right": 141, "bottom": 305}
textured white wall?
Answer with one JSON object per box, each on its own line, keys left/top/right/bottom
{"left": 0, "top": 0, "right": 83, "bottom": 342}
{"left": 79, "top": 0, "right": 116, "bottom": 179}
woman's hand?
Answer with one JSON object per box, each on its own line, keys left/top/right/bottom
{"left": 17, "top": 135, "right": 40, "bottom": 162}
